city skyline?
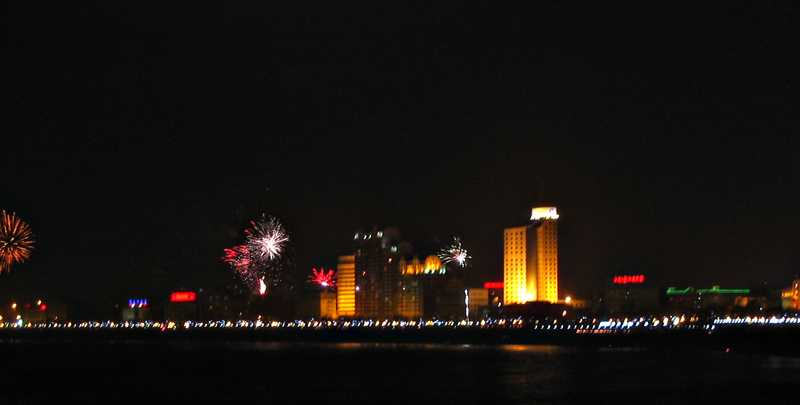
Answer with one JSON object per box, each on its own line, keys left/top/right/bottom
{"left": 3, "top": 2, "right": 800, "bottom": 303}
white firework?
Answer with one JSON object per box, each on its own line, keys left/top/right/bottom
{"left": 247, "top": 215, "right": 288, "bottom": 261}
{"left": 438, "top": 237, "right": 471, "bottom": 267}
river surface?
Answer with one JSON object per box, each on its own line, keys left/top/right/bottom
{"left": 2, "top": 339, "right": 800, "bottom": 404}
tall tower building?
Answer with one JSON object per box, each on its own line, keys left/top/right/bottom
{"left": 503, "top": 207, "right": 559, "bottom": 305}
{"left": 353, "top": 227, "right": 403, "bottom": 319}
{"left": 336, "top": 255, "right": 356, "bottom": 317}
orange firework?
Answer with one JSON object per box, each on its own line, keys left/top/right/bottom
{"left": 0, "top": 210, "right": 35, "bottom": 273}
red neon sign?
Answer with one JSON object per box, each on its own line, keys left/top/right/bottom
{"left": 484, "top": 282, "right": 504, "bottom": 289}
{"left": 170, "top": 292, "right": 196, "bottom": 302}
{"left": 613, "top": 275, "right": 645, "bottom": 284}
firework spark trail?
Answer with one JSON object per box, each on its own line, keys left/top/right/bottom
{"left": 438, "top": 237, "right": 471, "bottom": 267}
{"left": 308, "top": 268, "right": 337, "bottom": 290}
{"left": 222, "top": 243, "right": 268, "bottom": 289}
{"left": 0, "top": 210, "right": 35, "bottom": 273}
{"left": 222, "top": 245, "right": 250, "bottom": 272}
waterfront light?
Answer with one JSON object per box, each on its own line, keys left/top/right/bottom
{"left": 6, "top": 313, "right": 800, "bottom": 333}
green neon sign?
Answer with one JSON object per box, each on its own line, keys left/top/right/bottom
{"left": 666, "top": 286, "right": 750, "bottom": 295}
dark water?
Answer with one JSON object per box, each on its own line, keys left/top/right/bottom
{"left": 2, "top": 340, "right": 800, "bottom": 404}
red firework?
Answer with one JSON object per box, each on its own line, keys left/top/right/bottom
{"left": 308, "top": 268, "right": 337, "bottom": 290}
{"left": 222, "top": 245, "right": 250, "bottom": 271}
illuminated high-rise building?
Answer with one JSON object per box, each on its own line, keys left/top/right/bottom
{"left": 503, "top": 207, "right": 559, "bottom": 305}
{"left": 336, "top": 255, "right": 356, "bottom": 317}
{"left": 353, "top": 227, "right": 404, "bottom": 319}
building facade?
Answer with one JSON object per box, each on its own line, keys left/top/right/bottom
{"left": 503, "top": 207, "right": 559, "bottom": 305}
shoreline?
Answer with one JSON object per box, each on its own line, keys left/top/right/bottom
{"left": 3, "top": 325, "right": 800, "bottom": 357}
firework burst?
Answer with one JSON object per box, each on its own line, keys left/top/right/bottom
{"left": 222, "top": 215, "right": 289, "bottom": 292}
{"left": 0, "top": 210, "right": 35, "bottom": 273}
{"left": 308, "top": 268, "right": 337, "bottom": 291}
{"left": 438, "top": 237, "right": 471, "bottom": 267}
{"left": 246, "top": 216, "right": 288, "bottom": 261}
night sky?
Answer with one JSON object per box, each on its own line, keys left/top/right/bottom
{"left": 2, "top": 2, "right": 799, "bottom": 304}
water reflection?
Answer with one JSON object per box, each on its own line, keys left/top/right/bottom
{"left": 4, "top": 340, "right": 800, "bottom": 403}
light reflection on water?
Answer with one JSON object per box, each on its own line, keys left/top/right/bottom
{"left": 2, "top": 340, "right": 800, "bottom": 403}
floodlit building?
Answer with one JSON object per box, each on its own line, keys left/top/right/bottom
{"left": 503, "top": 207, "right": 559, "bottom": 305}
{"left": 336, "top": 255, "right": 356, "bottom": 317}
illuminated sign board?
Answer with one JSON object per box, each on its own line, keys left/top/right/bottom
{"left": 484, "top": 282, "right": 504, "bottom": 289}
{"left": 531, "top": 207, "right": 559, "bottom": 220}
{"left": 666, "top": 286, "right": 750, "bottom": 295}
{"left": 170, "top": 292, "right": 196, "bottom": 302}
{"left": 614, "top": 275, "right": 644, "bottom": 284}
{"left": 128, "top": 299, "right": 148, "bottom": 308}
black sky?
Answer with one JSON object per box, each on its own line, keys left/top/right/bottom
{"left": 2, "top": 1, "right": 800, "bottom": 303}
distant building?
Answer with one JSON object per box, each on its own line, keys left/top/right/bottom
{"left": 501, "top": 301, "right": 568, "bottom": 319}
{"left": 299, "top": 292, "right": 337, "bottom": 319}
{"left": 202, "top": 287, "right": 252, "bottom": 321}
{"left": 602, "top": 276, "right": 660, "bottom": 316}
{"left": 5, "top": 300, "right": 66, "bottom": 324}
{"left": 467, "top": 288, "right": 489, "bottom": 319}
{"left": 504, "top": 207, "right": 559, "bottom": 305}
{"left": 483, "top": 282, "right": 504, "bottom": 312}
{"left": 23, "top": 306, "right": 47, "bottom": 324}
{"left": 46, "top": 302, "right": 68, "bottom": 323}
{"left": 781, "top": 276, "right": 800, "bottom": 312}
{"left": 564, "top": 297, "right": 589, "bottom": 311}
{"left": 164, "top": 292, "right": 198, "bottom": 322}
{"left": 435, "top": 278, "right": 467, "bottom": 320}
{"left": 665, "top": 286, "right": 761, "bottom": 315}
{"left": 320, "top": 292, "right": 337, "bottom": 319}
{"left": 122, "top": 299, "right": 150, "bottom": 322}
